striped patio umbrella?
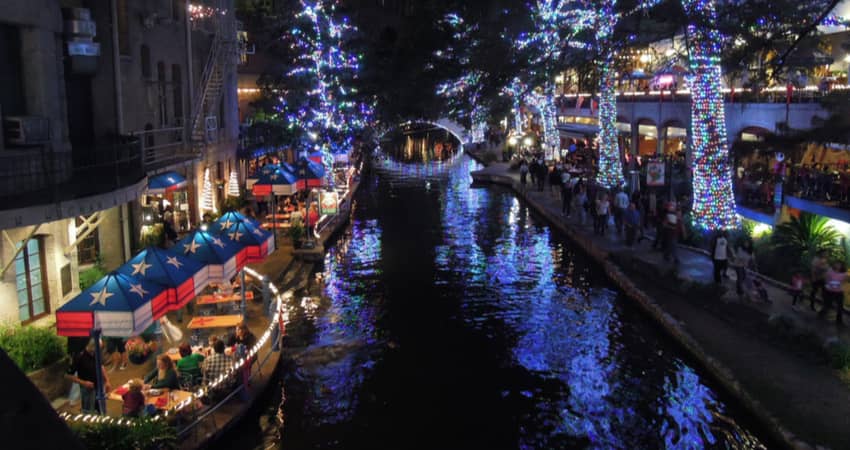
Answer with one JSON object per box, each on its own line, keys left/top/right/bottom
{"left": 295, "top": 157, "right": 325, "bottom": 189}
{"left": 246, "top": 164, "right": 280, "bottom": 192}
{"left": 56, "top": 272, "right": 168, "bottom": 337}
{"left": 115, "top": 246, "right": 209, "bottom": 311}
{"left": 177, "top": 230, "right": 247, "bottom": 283}
{"left": 210, "top": 217, "right": 275, "bottom": 262}
{"left": 252, "top": 165, "right": 300, "bottom": 197}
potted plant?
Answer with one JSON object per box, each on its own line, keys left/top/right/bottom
{"left": 125, "top": 337, "right": 150, "bottom": 365}
{"left": 289, "top": 223, "right": 304, "bottom": 249}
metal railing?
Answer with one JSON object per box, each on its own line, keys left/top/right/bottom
{"left": 0, "top": 136, "right": 145, "bottom": 211}
{"left": 131, "top": 126, "right": 197, "bottom": 170}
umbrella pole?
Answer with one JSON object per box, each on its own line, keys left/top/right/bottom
{"left": 240, "top": 267, "right": 247, "bottom": 319}
{"left": 91, "top": 328, "right": 106, "bottom": 414}
{"left": 271, "top": 194, "right": 277, "bottom": 249}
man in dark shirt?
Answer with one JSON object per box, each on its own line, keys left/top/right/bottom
{"left": 65, "top": 339, "right": 111, "bottom": 413}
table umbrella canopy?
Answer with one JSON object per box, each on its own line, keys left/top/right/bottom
{"left": 247, "top": 164, "right": 280, "bottom": 191}
{"left": 116, "top": 246, "right": 209, "bottom": 310}
{"left": 215, "top": 210, "right": 262, "bottom": 230}
{"left": 177, "top": 230, "right": 247, "bottom": 283}
{"left": 57, "top": 272, "right": 168, "bottom": 337}
{"left": 210, "top": 216, "right": 275, "bottom": 262}
{"left": 308, "top": 151, "right": 324, "bottom": 164}
{"left": 295, "top": 157, "right": 325, "bottom": 189}
{"left": 252, "top": 166, "right": 299, "bottom": 197}
{"left": 147, "top": 171, "right": 188, "bottom": 195}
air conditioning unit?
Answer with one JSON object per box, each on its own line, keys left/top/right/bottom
{"left": 4, "top": 116, "right": 50, "bottom": 146}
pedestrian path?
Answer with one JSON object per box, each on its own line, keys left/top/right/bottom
{"left": 470, "top": 154, "right": 850, "bottom": 449}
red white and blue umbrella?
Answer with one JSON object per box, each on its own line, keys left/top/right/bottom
{"left": 295, "top": 157, "right": 325, "bottom": 189}
{"left": 251, "top": 165, "right": 300, "bottom": 197}
{"left": 177, "top": 230, "right": 247, "bottom": 283}
{"left": 147, "top": 171, "right": 188, "bottom": 195}
{"left": 210, "top": 215, "right": 275, "bottom": 262}
{"left": 247, "top": 164, "right": 280, "bottom": 192}
{"left": 116, "top": 246, "right": 209, "bottom": 311}
{"left": 308, "top": 151, "right": 324, "bottom": 164}
{"left": 56, "top": 273, "right": 168, "bottom": 337}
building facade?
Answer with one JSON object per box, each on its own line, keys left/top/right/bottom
{"left": 0, "top": 0, "right": 239, "bottom": 327}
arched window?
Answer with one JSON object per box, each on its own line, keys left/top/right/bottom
{"left": 141, "top": 45, "right": 151, "bottom": 78}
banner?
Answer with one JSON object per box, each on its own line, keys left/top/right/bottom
{"left": 646, "top": 161, "right": 665, "bottom": 186}
{"left": 320, "top": 191, "right": 339, "bottom": 215}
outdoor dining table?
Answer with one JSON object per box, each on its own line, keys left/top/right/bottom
{"left": 187, "top": 314, "right": 243, "bottom": 329}
{"left": 108, "top": 386, "right": 193, "bottom": 411}
{"left": 196, "top": 291, "right": 254, "bottom": 305}
{"left": 265, "top": 213, "right": 291, "bottom": 221}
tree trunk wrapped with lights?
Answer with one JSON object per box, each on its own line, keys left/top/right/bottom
{"left": 682, "top": 0, "right": 739, "bottom": 230}
{"left": 595, "top": 0, "right": 625, "bottom": 189}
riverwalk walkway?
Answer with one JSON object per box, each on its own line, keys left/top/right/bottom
{"left": 469, "top": 151, "right": 850, "bottom": 449}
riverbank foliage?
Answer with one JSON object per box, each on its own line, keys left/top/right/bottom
{"left": 0, "top": 323, "right": 66, "bottom": 373}
{"left": 69, "top": 418, "right": 177, "bottom": 450}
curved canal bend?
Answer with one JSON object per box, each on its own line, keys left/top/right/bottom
{"left": 220, "top": 133, "right": 770, "bottom": 449}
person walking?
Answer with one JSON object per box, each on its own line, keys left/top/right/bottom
{"left": 550, "top": 165, "right": 562, "bottom": 198}
{"left": 624, "top": 202, "right": 640, "bottom": 247}
{"left": 810, "top": 250, "right": 829, "bottom": 311}
{"left": 595, "top": 192, "right": 610, "bottom": 236}
{"left": 529, "top": 159, "right": 538, "bottom": 186}
{"left": 710, "top": 231, "right": 729, "bottom": 283}
{"left": 574, "top": 181, "right": 588, "bottom": 225}
{"left": 519, "top": 160, "right": 529, "bottom": 188}
{"left": 537, "top": 159, "right": 547, "bottom": 191}
{"left": 65, "top": 339, "right": 112, "bottom": 414}
{"left": 730, "top": 240, "right": 756, "bottom": 300}
{"left": 821, "top": 261, "right": 847, "bottom": 325}
{"left": 613, "top": 188, "right": 630, "bottom": 234}
{"left": 560, "top": 171, "right": 573, "bottom": 216}
{"left": 661, "top": 203, "right": 683, "bottom": 263}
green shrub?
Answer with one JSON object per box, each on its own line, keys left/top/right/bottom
{"left": 70, "top": 418, "right": 177, "bottom": 450}
{"left": 79, "top": 256, "right": 107, "bottom": 291}
{"left": 829, "top": 341, "right": 850, "bottom": 370}
{"left": 0, "top": 324, "right": 66, "bottom": 373}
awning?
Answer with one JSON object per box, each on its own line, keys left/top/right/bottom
{"left": 148, "top": 171, "right": 187, "bottom": 195}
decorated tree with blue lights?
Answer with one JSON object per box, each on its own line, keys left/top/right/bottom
{"left": 593, "top": 0, "right": 625, "bottom": 188}
{"left": 279, "top": 0, "right": 373, "bottom": 186}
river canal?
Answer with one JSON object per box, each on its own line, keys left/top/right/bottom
{"left": 220, "top": 131, "right": 770, "bottom": 449}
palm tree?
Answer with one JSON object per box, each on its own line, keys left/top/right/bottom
{"left": 770, "top": 213, "right": 844, "bottom": 271}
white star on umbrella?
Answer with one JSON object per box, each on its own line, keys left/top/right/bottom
{"left": 131, "top": 261, "right": 152, "bottom": 276}
{"left": 211, "top": 237, "right": 226, "bottom": 248}
{"left": 221, "top": 219, "right": 234, "bottom": 229}
{"left": 166, "top": 256, "right": 183, "bottom": 269}
{"left": 270, "top": 173, "right": 279, "bottom": 181}
{"left": 229, "top": 231, "right": 243, "bottom": 241}
{"left": 184, "top": 240, "right": 200, "bottom": 254}
{"left": 129, "top": 283, "right": 148, "bottom": 298}
{"left": 89, "top": 286, "right": 114, "bottom": 306}
{"left": 253, "top": 228, "right": 264, "bottom": 236}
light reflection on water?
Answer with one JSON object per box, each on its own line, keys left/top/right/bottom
{"left": 277, "top": 140, "right": 768, "bottom": 449}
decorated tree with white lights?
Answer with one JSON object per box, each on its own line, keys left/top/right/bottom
{"left": 279, "top": 0, "right": 372, "bottom": 186}
{"left": 594, "top": 0, "right": 625, "bottom": 188}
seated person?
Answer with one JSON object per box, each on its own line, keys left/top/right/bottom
{"left": 175, "top": 343, "right": 204, "bottom": 385}
{"left": 227, "top": 323, "right": 257, "bottom": 350}
{"left": 203, "top": 340, "right": 232, "bottom": 389}
{"left": 122, "top": 378, "right": 145, "bottom": 417}
{"left": 144, "top": 355, "right": 179, "bottom": 390}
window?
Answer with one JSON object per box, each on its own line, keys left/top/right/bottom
{"left": 171, "top": 0, "right": 183, "bottom": 22}
{"left": 172, "top": 64, "right": 183, "bottom": 124}
{"left": 141, "top": 45, "right": 151, "bottom": 78}
{"left": 157, "top": 62, "right": 168, "bottom": 126}
{"left": 0, "top": 24, "right": 25, "bottom": 115}
{"left": 15, "top": 237, "right": 49, "bottom": 323}
{"left": 75, "top": 217, "right": 100, "bottom": 265}
{"left": 144, "top": 123, "right": 155, "bottom": 148}
{"left": 117, "top": 0, "right": 130, "bottom": 56}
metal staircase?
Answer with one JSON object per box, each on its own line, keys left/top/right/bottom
{"left": 190, "top": 13, "right": 236, "bottom": 144}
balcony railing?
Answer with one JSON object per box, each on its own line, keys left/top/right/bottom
{"left": 0, "top": 135, "right": 145, "bottom": 211}
{"left": 132, "top": 125, "right": 198, "bottom": 171}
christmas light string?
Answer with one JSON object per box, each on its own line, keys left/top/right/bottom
{"left": 595, "top": 0, "right": 625, "bottom": 188}
{"left": 682, "top": 0, "right": 739, "bottom": 230}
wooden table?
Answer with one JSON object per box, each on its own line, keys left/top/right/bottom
{"left": 187, "top": 314, "right": 243, "bottom": 329}
{"left": 108, "top": 387, "right": 193, "bottom": 410}
{"left": 261, "top": 222, "right": 291, "bottom": 230}
{"left": 265, "top": 213, "right": 291, "bottom": 221}
{"left": 196, "top": 291, "right": 254, "bottom": 305}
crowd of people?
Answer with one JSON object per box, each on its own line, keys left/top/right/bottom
{"left": 65, "top": 323, "right": 259, "bottom": 417}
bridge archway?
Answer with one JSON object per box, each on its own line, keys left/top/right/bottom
{"left": 378, "top": 119, "right": 470, "bottom": 146}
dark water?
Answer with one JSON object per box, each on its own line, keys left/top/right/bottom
{"left": 222, "top": 135, "right": 770, "bottom": 449}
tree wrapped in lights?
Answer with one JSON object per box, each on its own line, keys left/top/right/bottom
{"left": 594, "top": 0, "right": 624, "bottom": 189}
{"left": 682, "top": 0, "right": 739, "bottom": 231}
{"left": 502, "top": 78, "right": 527, "bottom": 134}
{"left": 524, "top": 85, "right": 560, "bottom": 158}
{"left": 200, "top": 167, "right": 215, "bottom": 213}
{"left": 280, "top": 0, "right": 373, "bottom": 187}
